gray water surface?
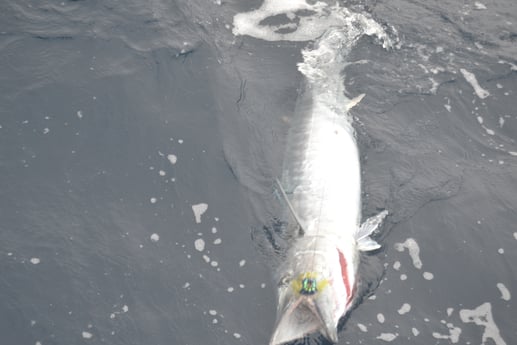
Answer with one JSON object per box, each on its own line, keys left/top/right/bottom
{"left": 1, "top": 1, "right": 516, "bottom": 345}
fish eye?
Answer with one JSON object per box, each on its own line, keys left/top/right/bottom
{"left": 279, "top": 275, "right": 292, "bottom": 287}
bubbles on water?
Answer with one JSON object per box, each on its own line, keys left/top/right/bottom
{"left": 496, "top": 283, "right": 511, "bottom": 301}
{"left": 167, "top": 154, "right": 177, "bottom": 165}
{"left": 423, "top": 272, "right": 434, "bottom": 280}
{"left": 192, "top": 203, "right": 208, "bottom": 223}
{"left": 474, "top": 2, "right": 488, "bottom": 10}
{"left": 376, "top": 333, "right": 398, "bottom": 342}
{"left": 394, "top": 238, "right": 422, "bottom": 269}
{"left": 30, "top": 257, "right": 41, "bottom": 265}
{"left": 357, "top": 323, "right": 368, "bottom": 332}
{"left": 150, "top": 233, "right": 160, "bottom": 242}
{"left": 432, "top": 322, "right": 462, "bottom": 343}
{"left": 459, "top": 303, "right": 507, "bottom": 345}
{"left": 194, "top": 238, "right": 205, "bottom": 252}
{"left": 397, "top": 303, "right": 411, "bottom": 315}
{"left": 460, "top": 69, "right": 490, "bottom": 99}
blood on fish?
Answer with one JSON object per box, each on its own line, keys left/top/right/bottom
{"left": 337, "top": 249, "right": 351, "bottom": 300}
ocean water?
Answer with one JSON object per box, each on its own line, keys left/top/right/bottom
{"left": 1, "top": 1, "right": 516, "bottom": 345}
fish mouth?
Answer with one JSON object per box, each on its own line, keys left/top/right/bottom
{"left": 270, "top": 294, "right": 338, "bottom": 345}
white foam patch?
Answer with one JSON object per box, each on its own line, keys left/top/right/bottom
{"left": 376, "top": 333, "right": 398, "bottom": 342}
{"left": 233, "top": 333, "right": 241, "bottom": 339}
{"left": 77, "top": 110, "right": 83, "bottom": 118}
{"left": 233, "top": 1, "right": 392, "bottom": 47}
{"left": 496, "top": 283, "right": 511, "bottom": 301}
{"left": 474, "top": 2, "right": 487, "bottom": 10}
{"left": 167, "top": 154, "right": 177, "bottom": 165}
{"left": 459, "top": 303, "right": 507, "bottom": 345}
{"left": 30, "top": 258, "right": 41, "bottom": 265}
{"left": 150, "top": 197, "right": 157, "bottom": 204}
{"left": 192, "top": 203, "right": 208, "bottom": 223}
{"left": 394, "top": 238, "right": 423, "bottom": 269}
{"left": 82, "top": 331, "right": 93, "bottom": 339}
{"left": 397, "top": 303, "right": 411, "bottom": 315}
{"left": 423, "top": 272, "right": 434, "bottom": 280}
{"left": 460, "top": 68, "right": 489, "bottom": 99}
{"left": 447, "top": 308, "right": 454, "bottom": 317}
{"left": 514, "top": 232, "right": 517, "bottom": 240}
{"left": 432, "top": 323, "right": 462, "bottom": 343}
{"left": 213, "top": 238, "right": 222, "bottom": 245}
{"left": 233, "top": 1, "right": 343, "bottom": 42}
{"left": 393, "top": 261, "right": 401, "bottom": 270}
{"left": 357, "top": 323, "right": 368, "bottom": 332}
{"left": 150, "top": 233, "right": 160, "bottom": 242}
{"left": 412, "top": 328, "right": 420, "bottom": 336}
{"left": 497, "top": 248, "right": 504, "bottom": 254}
{"left": 377, "top": 313, "right": 385, "bottom": 323}
{"left": 194, "top": 238, "right": 205, "bottom": 252}
{"left": 239, "top": 259, "right": 246, "bottom": 267}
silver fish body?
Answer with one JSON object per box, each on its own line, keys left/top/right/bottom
{"left": 270, "top": 82, "right": 387, "bottom": 345}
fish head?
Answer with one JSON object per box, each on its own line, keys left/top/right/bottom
{"left": 270, "top": 239, "right": 354, "bottom": 345}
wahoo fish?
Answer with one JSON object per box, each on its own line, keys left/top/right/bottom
{"left": 270, "top": 29, "right": 388, "bottom": 345}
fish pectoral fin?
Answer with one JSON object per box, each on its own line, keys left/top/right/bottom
{"left": 356, "top": 210, "right": 388, "bottom": 252}
{"left": 275, "top": 178, "right": 306, "bottom": 236}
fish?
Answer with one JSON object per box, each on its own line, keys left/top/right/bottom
{"left": 269, "top": 76, "right": 388, "bottom": 344}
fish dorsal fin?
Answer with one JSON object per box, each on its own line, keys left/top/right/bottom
{"left": 275, "top": 179, "right": 306, "bottom": 236}
{"left": 356, "top": 210, "right": 388, "bottom": 252}
{"left": 345, "top": 93, "right": 366, "bottom": 112}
